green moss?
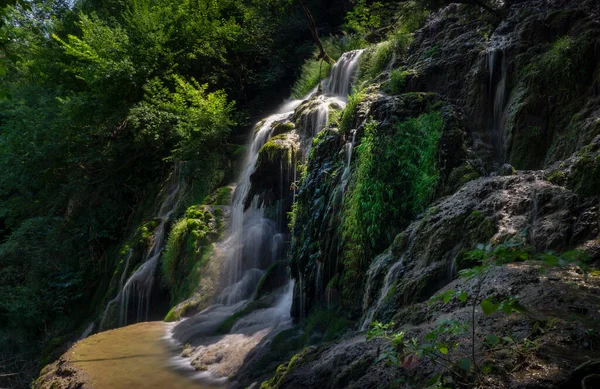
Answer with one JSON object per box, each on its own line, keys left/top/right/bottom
{"left": 260, "top": 349, "right": 311, "bottom": 389}
{"left": 569, "top": 148, "right": 600, "bottom": 197}
{"left": 272, "top": 121, "right": 295, "bottom": 136}
{"left": 339, "top": 90, "right": 365, "bottom": 133}
{"left": 164, "top": 307, "right": 180, "bottom": 322}
{"left": 446, "top": 163, "right": 481, "bottom": 193}
{"left": 383, "top": 281, "right": 397, "bottom": 304}
{"left": 163, "top": 298, "right": 202, "bottom": 322}
{"left": 258, "top": 133, "right": 298, "bottom": 169}
{"left": 357, "top": 41, "right": 393, "bottom": 86}
{"left": 162, "top": 204, "right": 223, "bottom": 305}
{"left": 545, "top": 169, "right": 566, "bottom": 186}
{"left": 386, "top": 68, "right": 415, "bottom": 95}
{"left": 391, "top": 232, "right": 409, "bottom": 256}
{"left": 202, "top": 186, "right": 233, "bottom": 205}
{"left": 255, "top": 261, "right": 288, "bottom": 300}
{"left": 341, "top": 112, "right": 443, "bottom": 305}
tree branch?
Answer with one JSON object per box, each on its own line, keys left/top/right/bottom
{"left": 297, "top": 0, "right": 334, "bottom": 64}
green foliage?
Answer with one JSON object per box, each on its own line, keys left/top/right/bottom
{"left": 53, "top": 13, "right": 135, "bottom": 92}
{"left": 203, "top": 186, "right": 233, "bottom": 206}
{"left": 521, "top": 35, "right": 586, "bottom": 96}
{"left": 341, "top": 113, "right": 443, "bottom": 299}
{"left": 339, "top": 90, "right": 365, "bottom": 132}
{"left": 290, "top": 34, "right": 371, "bottom": 99}
{"left": 344, "top": 0, "right": 383, "bottom": 35}
{"left": 357, "top": 40, "right": 393, "bottom": 84}
{"left": 367, "top": 319, "right": 469, "bottom": 382}
{"left": 460, "top": 241, "right": 591, "bottom": 277}
{"left": 128, "top": 75, "right": 235, "bottom": 165}
{"left": 369, "top": 240, "right": 585, "bottom": 384}
{"left": 388, "top": 68, "right": 411, "bottom": 94}
{"left": 162, "top": 205, "right": 222, "bottom": 304}
{"left": 291, "top": 59, "right": 332, "bottom": 99}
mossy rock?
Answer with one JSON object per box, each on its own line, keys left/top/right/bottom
{"left": 164, "top": 297, "right": 203, "bottom": 322}
{"left": 568, "top": 146, "right": 600, "bottom": 197}
{"left": 215, "top": 296, "right": 274, "bottom": 335}
{"left": 202, "top": 185, "right": 234, "bottom": 206}
{"left": 445, "top": 162, "right": 481, "bottom": 194}
{"left": 163, "top": 204, "right": 225, "bottom": 306}
{"left": 545, "top": 169, "right": 567, "bottom": 186}
{"left": 272, "top": 121, "right": 295, "bottom": 137}
{"left": 255, "top": 133, "right": 299, "bottom": 171}
{"left": 255, "top": 261, "right": 289, "bottom": 300}
{"left": 260, "top": 347, "right": 317, "bottom": 389}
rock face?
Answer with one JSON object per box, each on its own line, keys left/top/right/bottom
{"left": 363, "top": 173, "right": 599, "bottom": 327}
{"left": 404, "top": 0, "right": 600, "bottom": 171}
{"left": 269, "top": 1, "right": 600, "bottom": 388}
{"left": 289, "top": 91, "right": 473, "bottom": 318}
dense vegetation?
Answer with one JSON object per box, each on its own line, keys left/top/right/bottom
{"left": 6, "top": 0, "right": 600, "bottom": 387}
{"left": 0, "top": 0, "right": 350, "bottom": 384}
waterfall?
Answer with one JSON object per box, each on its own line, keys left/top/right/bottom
{"left": 217, "top": 112, "right": 293, "bottom": 306}
{"left": 170, "top": 51, "right": 365, "bottom": 380}
{"left": 341, "top": 129, "right": 357, "bottom": 193}
{"left": 216, "top": 50, "right": 365, "bottom": 306}
{"left": 324, "top": 50, "right": 364, "bottom": 97}
{"left": 487, "top": 33, "right": 511, "bottom": 164}
{"left": 100, "top": 166, "right": 185, "bottom": 330}
{"left": 360, "top": 255, "right": 404, "bottom": 331}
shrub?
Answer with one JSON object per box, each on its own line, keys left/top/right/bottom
{"left": 291, "top": 59, "right": 333, "bottom": 99}
{"left": 339, "top": 90, "right": 366, "bottom": 132}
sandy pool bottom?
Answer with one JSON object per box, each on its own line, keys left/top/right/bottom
{"left": 69, "top": 322, "right": 218, "bottom": 389}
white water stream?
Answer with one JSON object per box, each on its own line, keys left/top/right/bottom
{"left": 100, "top": 165, "right": 185, "bottom": 330}
{"left": 168, "top": 50, "right": 365, "bottom": 382}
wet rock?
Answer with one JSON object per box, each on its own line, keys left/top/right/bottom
{"left": 247, "top": 132, "right": 300, "bottom": 213}
{"left": 499, "top": 163, "right": 516, "bottom": 176}
{"left": 366, "top": 173, "right": 598, "bottom": 325}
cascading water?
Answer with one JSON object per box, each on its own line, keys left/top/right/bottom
{"left": 216, "top": 50, "right": 364, "bottom": 306}
{"left": 325, "top": 50, "right": 364, "bottom": 97}
{"left": 341, "top": 129, "right": 357, "bottom": 193}
{"left": 170, "top": 50, "right": 365, "bottom": 382}
{"left": 487, "top": 33, "right": 511, "bottom": 164}
{"left": 360, "top": 254, "right": 404, "bottom": 331}
{"left": 100, "top": 166, "right": 185, "bottom": 330}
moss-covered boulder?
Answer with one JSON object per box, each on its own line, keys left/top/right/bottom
{"left": 246, "top": 132, "right": 300, "bottom": 225}
{"left": 162, "top": 202, "right": 228, "bottom": 314}
{"left": 545, "top": 135, "right": 600, "bottom": 198}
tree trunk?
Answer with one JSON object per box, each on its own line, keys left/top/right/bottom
{"left": 297, "top": 0, "right": 334, "bottom": 64}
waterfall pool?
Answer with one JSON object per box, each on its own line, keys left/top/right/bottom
{"left": 67, "top": 322, "right": 220, "bottom": 389}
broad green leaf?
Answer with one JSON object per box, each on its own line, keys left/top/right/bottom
{"left": 481, "top": 299, "right": 498, "bottom": 316}
{"left": 457, "top": 290, "right": 468, "bottom": 302}
{"left": 485, "top": 334, "right": 499, "bottom": 346}
{"left": 458, "top": 357, "right": 472, "bottom": 371}
{"left": 442, "top": 290, "right": 454, "bottom": 304}
{"left": 438, "top": 345, "right": 448, "bottom": 355}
